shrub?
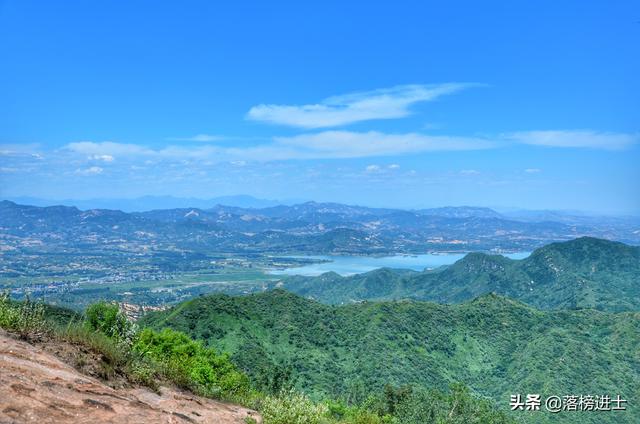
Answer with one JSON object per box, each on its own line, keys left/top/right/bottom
{"left": 125, "top": 353, "right": 161, "bottom": 390}
{"left": 0, "top": 293, "right": 48, "bottom": 340}
{"left": 84, "top": 301, "right": 136, "bottom": 344}
{"left": 259, "top": 389, "right": 329, "bottom": 424}
{"left": 133, "top": 328, "right": 251, "bottom": 399}
{"left": 56, "top": 322, "right": 128, "bottom": 366}
{"left": 393, "top": 383, "right": 515, "bottom": 424}
{"left": 326, "top": 399, "right": 391, "bottom": 424}
{"left": 340, "top": 410, "right": 390, "bottom": 424}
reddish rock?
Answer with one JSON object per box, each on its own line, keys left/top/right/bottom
{"left": 0, "top": 331, "right": 260, "bottom": 423}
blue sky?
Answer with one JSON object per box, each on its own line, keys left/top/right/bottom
{"left": 1, "top": 0, "right": 639, "bottom": 213}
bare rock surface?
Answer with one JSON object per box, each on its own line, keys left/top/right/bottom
{"left": 0, "top": 330, "right": 260, "bottom": 423}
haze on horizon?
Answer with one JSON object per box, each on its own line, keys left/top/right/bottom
{"left": 5, "top": 194, "right": 638, "bottom": 219}
{"left": 1, "top": 1, "right": 639, "bottom": 215}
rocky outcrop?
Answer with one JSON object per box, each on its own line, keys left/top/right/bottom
{"left": 0, "top": 331, "right": 260, "bottom": 423}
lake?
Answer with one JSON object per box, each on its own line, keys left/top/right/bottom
{"left": 268, "top": 251, "right": 531, "bottom": 276}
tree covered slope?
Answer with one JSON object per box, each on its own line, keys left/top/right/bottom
{"left": 141, "top": 289, "right": 640, "bottom": 423}
{"left": 281, "top": 237, "right": 640, "bottom": 311}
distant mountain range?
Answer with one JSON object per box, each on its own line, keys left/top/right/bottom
{"left": 2, "top": 200, "right": 639, "bottom": 254}
{"left": 142, "top": 289, "right": 640, "bottom": 423}
{"left": 6, "top": 196, "right": 638, "bottom": 221}
{"left": 5, "top": 195, "right": 303, "bottom": 211}
{"left": 279, "top": 237, "right": 640, "bottom": 312}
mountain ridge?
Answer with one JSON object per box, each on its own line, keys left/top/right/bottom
{"left": 280, "top": 237, "right": 640, "bottom": 311}
{"left": 3, "top": 200, "right": 639, "bottom": 255}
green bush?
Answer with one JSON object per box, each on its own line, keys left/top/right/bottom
{"left": 84, "top": 301, "right": 135, "bottom": 344}
{"left": 56, "top": 322, "right": 128, "bottom": 367}
{"left": 340, "top": 411, "right": 390, "bottom": 424}
{"left": 0, "top": 293, "right": 48, "bottom": 339}
{"left": 393, "top": 383, "right": 515, "bottom": 424}
{"left": 325, "top": 399, "right": 392, "bottom": 424}
{"left": 125, "top": 353, "right": 161, "bottom": 390}
{"left": 259, "top": 389, "right": 329, "bottom": 424}
{"left": 133, "top": 328, "right": 251, "bottom": 399}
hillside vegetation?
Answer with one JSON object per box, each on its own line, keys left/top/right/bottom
{"left": 281, "top": 237, "right": 640, "bottom": 311}
{"left": 142, "top": 289, "right": 640, "bottom": 423}
{"left": 0, "top": 294, "right": 515, "bottom": 424}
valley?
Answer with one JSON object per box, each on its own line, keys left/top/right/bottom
{"left": 2, "top": 200, "right": 638, "bottom": 312}
{"left": 1, "top": 200, "right": 639, "bottom": 422}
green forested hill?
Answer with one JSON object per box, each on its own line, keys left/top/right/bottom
{"left": 281, "top": 237, "right": 640, "bottom": 311}
{"left": 141, "top": 289, "right": 640, "bottom": 423}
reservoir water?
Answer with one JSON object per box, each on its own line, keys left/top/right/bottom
{"left": 269, "top": 251, "right": 531, "bottom": 276}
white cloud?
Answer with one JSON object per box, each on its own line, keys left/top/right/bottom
{"left": 167, "top": 134, "right": 225, "bottom": 142}
{"left": 388, "top": 164, "right": 400, "bottom": 170}
{"left": 75, "top": 166, "right": 103, "bottom": 176}
{"left": 58, "top": 128, "right": 637, "bottom": 168}
{"left": 504, "top": 130, "right": 639, "bottom": 150}
{"left": 524, "top": 168, "right": 541, "bottom": 173}
{"left": 89, "top": 154, "right": 114, "bottom": 162}
{"left": 66, "top": 141, "right": 154, "bottom": 157}
{"left": 0, "top": 144, "right": 42, "bottom": 157}
{"left": 365, "top": 164, "right": 382, "bottom": 173}
{"left": 460, "top": 169, "right": 480, "bottom": 175}
{"left": 246, "top": 83, "right": 476, "bottom": 128}
{"left": 274, "top": 131, "right": 494, "bottom": 158}
{"left": 60, "top": 131, "right": 493, "bottom": 165}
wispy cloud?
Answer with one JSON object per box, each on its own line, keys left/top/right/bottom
{"left": 246, "top": 83, "right": 477, "bottom": 129}
{"left": 166, "top": 134, "right": 225, "bottom": 142}
{"left": 66, "top": 141, "right": 155, "bottom": 157}
{"left": 89, "top": 154, "right": 114, "bottom": 162}
{"left": 460, "top": 169, "right": 480, "bottom": 175}
{"left": 274, "top": 131, "right": 494, "bottom": 158}
{"left": 364, "top": 163, "right": 401, "bottom": 174}
{"left": 75, "top": 166, "right": 103, "bottom": 176}
{"left": 0, "top": 144, "right": 43, "bottom": 157}
{"left": 504, "top": 130, "right": 639, "bottom": 150}
{"left": 59, "top": 131, "right": 494, "bottom": 164}
{"left": 524, "top": 168, "right": 541, "bottom": 173}
{"left": 31, "top": 127, "right": 640, "bottom": 173}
